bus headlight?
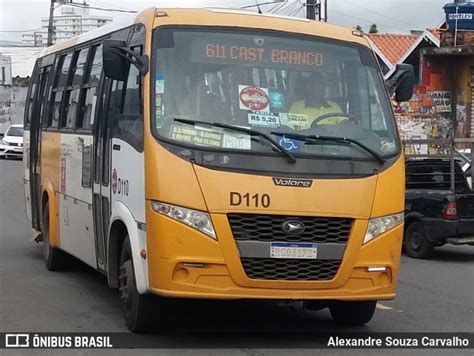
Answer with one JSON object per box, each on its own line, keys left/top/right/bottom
{"left": 363, "top": 213, "right": 404, "bottom": 244}
{"left": 151, "top": 201, "right": 216, "bottom": 240}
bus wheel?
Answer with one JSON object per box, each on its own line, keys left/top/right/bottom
{"left": 404, "top": 222, "right": 434, "bottom": 259}
{"left": 42, "top": 202, "right": 65, "bottom": 271}
{"left": 329, "top": 300, "right": 376, "bottom": 326}
{"left": 119, "top": 236, "right": 154, "bottom": 332}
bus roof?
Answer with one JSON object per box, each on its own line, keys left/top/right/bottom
{"left": 39, "top": 7, "right": 369, "bottom": 58}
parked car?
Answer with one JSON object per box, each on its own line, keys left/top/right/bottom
{"left": 404, "top": 158, "right": 474, "bottom": 259}
{"left": 0, "top": 124, "right": 24, "bottom": 159}
{"left": 456, "top": 149, "right": 471, "bottom": 189}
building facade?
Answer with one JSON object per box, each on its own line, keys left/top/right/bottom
{"left": 22, "top": 6, "right": 112, "bottom": 47}
{"left": 0, "top": 54, "right": 12, "bottom": 86}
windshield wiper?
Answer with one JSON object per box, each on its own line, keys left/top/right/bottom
{"left": 174, "top": 118, "right": 296, "bottom": 163}
{"left": 271, "top": 132, "right": 386, "bottom": 164}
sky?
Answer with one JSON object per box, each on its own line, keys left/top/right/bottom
{"left": 0, "top": 0, "right": 449, "bottom": 43}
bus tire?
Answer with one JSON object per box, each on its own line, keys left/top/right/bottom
{"left": 42, "top": 201, "right": 66, "bottom": 271}
{"left": 404, "top": 222, "right": 434, "bottom": 259}
{"left": 119, "top": 236, "right": 155, "bottom": 333}
{"left": 329, "top": 300, "right": 376, "bottom": 326}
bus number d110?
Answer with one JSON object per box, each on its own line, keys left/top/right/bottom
{"left": 230, "top": 192, "right": 271, "bottom": 208}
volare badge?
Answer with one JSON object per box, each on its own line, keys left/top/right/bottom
{"left": 272, "top": 177, "right": 313, "bottom": 188}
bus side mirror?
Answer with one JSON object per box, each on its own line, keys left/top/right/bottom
{"left": 386, "top": 64, "right": 415, "bottom": 102}
{"left": 103, "top": 40, "right": 130, "bottom": 81}
{"left": 103, "top": 39, "right": 149, "bottom": 81}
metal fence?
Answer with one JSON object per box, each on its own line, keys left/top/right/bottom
{"left": 403, "top": 138, "right": 473, "bottom": 192}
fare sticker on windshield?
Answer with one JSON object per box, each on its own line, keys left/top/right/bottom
{"left": 248, "top": 112, "right": 280, "bottom": 128}
{"left": 239, "top": 85, "right": 270, "bottom": 113}
{"left": 280, "top": 113, "right": 310, "bottom": 129}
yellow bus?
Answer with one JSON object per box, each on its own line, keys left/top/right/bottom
{"left": 24, "top": 7, "right": 414, "bottom": 332}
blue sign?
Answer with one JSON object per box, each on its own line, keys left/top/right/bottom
{"left": 279, "top": 135, "right": 301, "bottom": 152}
{"left": 269, "top": 91, "right": 285, "bottom": 110}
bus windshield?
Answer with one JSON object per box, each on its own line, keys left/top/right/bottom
{"left": 153, "top": 28, "right": 399, "bottom": 161}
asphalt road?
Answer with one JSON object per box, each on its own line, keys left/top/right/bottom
{"left": 1, "top": 158, "right": 473, "bottom": 354}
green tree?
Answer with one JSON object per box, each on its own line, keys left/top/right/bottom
{"left": 369, "top": 24, "right": 379, "bottom": 34}
{"left": 355, "top": 25, "right": 363, "bottom": 32}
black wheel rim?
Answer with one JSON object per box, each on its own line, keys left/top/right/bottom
{"left": 409, "top": 230, "right": 422, "bottom": 251}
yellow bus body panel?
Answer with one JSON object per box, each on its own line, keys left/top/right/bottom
{"left": 40, "top": 131, "right": 61, "bottom": 247}
{"left": 140, "top": 9, "right": 403, "bottom": 301}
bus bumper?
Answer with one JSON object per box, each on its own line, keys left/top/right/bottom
{"left": 146, "top": 211, "right": 403, "bottom": 301}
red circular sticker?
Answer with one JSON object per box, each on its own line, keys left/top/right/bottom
{"left": 240, "top": 87, "right": 269, "bottom": 111}
{"left": 112, "top": 169, "right": 117, "bottom": 194}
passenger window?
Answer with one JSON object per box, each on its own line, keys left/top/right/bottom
{"left": 77, "top": 45, "right": 102, "bottom": 130}
{"left": 57, "top": 53, "right": 73, "bottom": 88}
{"left": 49, "top": 55, "right": 66, "bottom": 129}
{"left": 65, "top": 89, "right": 80, "bottom": 128}
{"left": 40, "top": 66, "right": 53, "bottom": 128}
{"left": 25, "top": 82, "right": 37, "bottom": 128}
{"left": 88, "top": 45, "right": 102, "bottom": 86}
{"left": 51, "top": 92, "right": 63, "bottom": 128}
{"left": 109, "top": 46, "right": 143, "bottom": 151}
{"left": 72, "top": 48, "right": 89, "bottom": 86}
{"left": 80, "top": 87, "right": 98, "bottom": 129}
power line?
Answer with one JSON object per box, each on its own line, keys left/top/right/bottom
{"left": 274, "top": 0, "right": 297, "bottom": 14}
{"left": 346, "top": 2, "right": 419, "bottom": 29}
{"left": 289, "top": 3, "right": 305, "bottom": 17}
{"left": 91, "top": 0, "right": 134, "bottom": 12}
{"left": 0, "top": 28, "right": 43, "bottom": 33}
{"left": 284, "top": 1, "right": 303, "bottom": 16}
{"left": 271, "top": 0, "right": 290, "bottom": 13}
{"left": 330, "top": 9, "right": 407, "bottom": 33}
{"left": 268, "top": 1, "right": 286, "bottom": 13}
{"left": 67, "top": 2, "right": 137, "bottom": 14}
{"left": 241, "top": 1, "right": 285, "bottom": 9}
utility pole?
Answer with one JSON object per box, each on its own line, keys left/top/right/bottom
{"left": 306, "top": 0, "right": 316, "bottom": 20}
{"left": 323, "top": 0, "right": 327, "bottom": 22}
{"left": 47, "top": 0, "right": 55, "bottom": 46}
{"left": 307, "top": 0, "right": 322, "bottom": 21}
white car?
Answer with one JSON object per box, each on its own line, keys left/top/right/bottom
{"left": 0, "top": 124, "right": 24, "bottom": 159}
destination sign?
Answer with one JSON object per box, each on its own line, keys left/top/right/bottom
{"left": 191, "top": 37, "right": 329, "bottom": 70}
{"left": 205, "top": 43, "right": 324, "bottom": 67}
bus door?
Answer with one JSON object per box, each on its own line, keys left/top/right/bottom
{"left": 92, "top": 78, "right": 113, "bottom": 272}
{"left": 30, "top": 62, "right": 53, "bottom": 231}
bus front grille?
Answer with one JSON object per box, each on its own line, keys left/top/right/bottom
{"left": 240, "top": 258, "right": 341, "bottom": 281}
{"left": 227, "top": 214, "right": 351, "bottom": 244}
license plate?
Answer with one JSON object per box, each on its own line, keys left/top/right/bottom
{"left": 270, "top": 242, "right": 317, "bottom": 259}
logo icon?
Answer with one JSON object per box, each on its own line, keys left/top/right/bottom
{"left": 5, "top": 334, "right": 29, "bottom": 348}
{"left": 278, "top": 136, "right": 300, "bottom": 152}
{"left": 282, "top": 220, "right": 305, "bottom": 234}
{"left": 272, "top": 177, "right": 313, "bottom": 188}
{"left": 239, "top": 86, "right": 270, "bottom": 112}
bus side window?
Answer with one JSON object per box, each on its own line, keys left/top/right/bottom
{"left": 50, "top": 54, "right": 69, "bottom": 129}
{"left": 24, "top": 62, "right": 40, "bottom": 128}
{"left": 40, "top": 66, "right": 53, "bottom": 128}
{"left": 77, "top": 44, "right": 102, "bottom": 130}
{"left": 62, "top": 50, "right": 86, "bottom": 129}
{"left": 112, "top": 46, "right": 143, "bottom": 151}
